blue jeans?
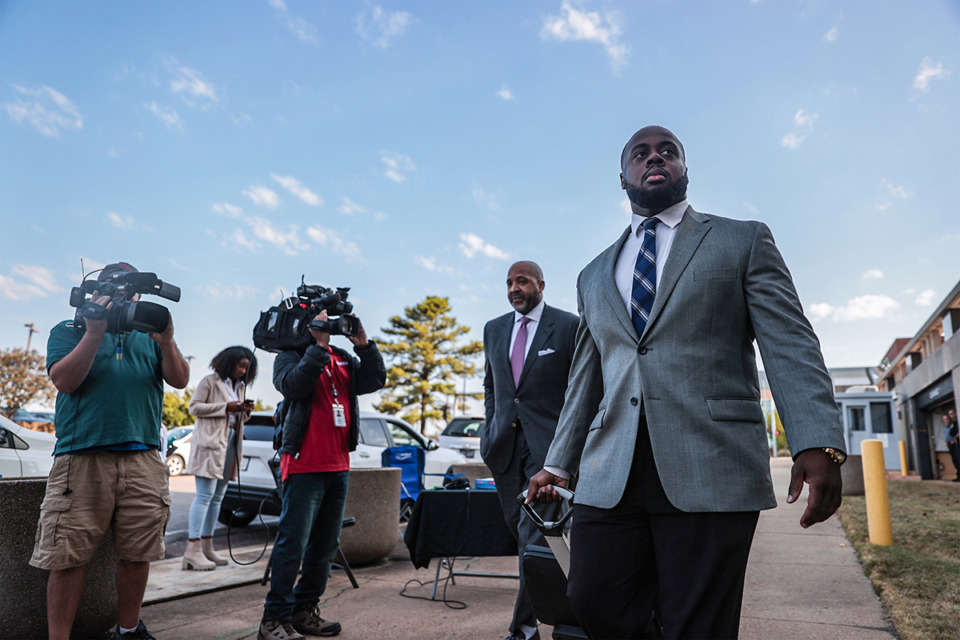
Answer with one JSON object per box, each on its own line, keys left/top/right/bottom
{"left": 263, "top": 471, "right": 349, "bottom": 622}
{"left": 188, "top": 475, "right": 229, "bottom": 538}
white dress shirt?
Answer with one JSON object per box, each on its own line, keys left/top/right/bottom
{"left": 509, "top": 298, "right": 545, "bottom": 361}
{"left": 544, "top": 201, "right": 689, "bottom": 482}
{"left": 614, "top": 199, "right": 688, "bottom": 314}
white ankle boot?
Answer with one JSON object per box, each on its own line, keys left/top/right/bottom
{"left": 182, "top": 538, "right": 216, "bottom": 571}
{"left": 201, "top": 536, "right": 228, "bottom": 566}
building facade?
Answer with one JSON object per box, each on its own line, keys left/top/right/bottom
{"left": 878, "top": 281, "right": 960, "bottom": 480}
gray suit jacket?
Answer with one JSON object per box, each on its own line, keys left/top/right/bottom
{"left": 481, "top": 304, "right": 579, "bottom": 475}
{"left": 545, "top": 207, "right": 844, "bottom": 512}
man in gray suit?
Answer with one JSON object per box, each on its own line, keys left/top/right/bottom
{"left": 482, "top": 260, "right": 579, "bottom": 640}
{"left": 528, "top": 126, "right": 845, "bottom": 639}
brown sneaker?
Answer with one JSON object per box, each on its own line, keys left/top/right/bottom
{"left": 292, "top": 604, "right": 342, "bottom": 637}
{"left": 258, "top": 618, "right": 305, "bottom": 640}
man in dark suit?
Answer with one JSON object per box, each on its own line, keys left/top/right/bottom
{"left": 481, "top": 260, "right": 579, "bottom": 640}
{"left": 529, "top": 126, "right": 846, "bottom": 639}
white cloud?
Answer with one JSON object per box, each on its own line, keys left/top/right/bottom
{"left": 743, "top": 202, "right": 759, "bottom": 215}
{"left": 881, "top": 178, "right": 912, "bottom": 199}
{"left": 143, "top": 101, "right": 183, "bottom": 131}
{"left": 105, "top": 212, "right": 135, "bottom": 229}
{"left": 4, "top": 84, "right": 83, "bottom": 137}
{"left": 268, "top": 0, "right": 318, "bottom": 42}
{"left": 782, "top": 109, "right": 817, "bottom": 149}
{"left": 306, "top": 226, "right": 361, "bottom": 258}
{"left": 861, "top": 269, "right": 883, "bottom": 280}
{"left": 497, "top": 86, "right": 514, "bottom": 100}
{"left": 832, "top": 295, "right": 900, "bottom": 321}
{"left": 458, "top": 232, "right": 509, "bottom": 260}
{"left": 414, "top": 256, "right": 451, "bottom": 274}
{"left": 212, "top": 202, "right": 244, "bottom": 218}
{"left": 201, "top": 283, "right": 259, "bottom": 300}
{"left": 793, "top": 109, "right": 818, "bottom": 127}
{"left": 271, "top": 174, "right": 322, "bottom": 206}
{"left": 913, "top": 57, "right": 950, "bottom": 93}
{"left": 381, "top": 151, "right": 416, "bottom": 183}
{"left": 243, "top": 186, "right": 281, "bottom": 209}
{"left": 249, "top": 216, "right": 308, "bottom": 255}
{"left": 808, "top": 303, "right": 835, "bottom": 321}
{"left": 915, "top": 289, "right": 937, "bottom": 306}
{"left": 540, "top": 1, "right": 629, "bottom": 68}
{"left": 168, "top": 63, "right": 218, "bottom": 102}
{"left": 224, "top": 228, "right": 258, "bottom": 251}
{"left": 338, "top": 197, "right": 367, "bottom": 215}
{"left": 781, "top": 132, "right": 805, "bottom": 149}
{"left": 825, "top": 26, "right": 839, "bottom": 42}
{"left": 472, "top": 184, "right": 502, "bottom": 211}
{"left": 620, "top": 196, "right": 632, "bottom": 217}
{"left": 355, "top": 5, "right": 413, "bottom": 48}
{"left": 0, "top": 265, "right": 61, "bottom": 301}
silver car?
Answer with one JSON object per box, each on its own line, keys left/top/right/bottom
{"left": 437, "top": 416, "right": 485, "bottom": 461}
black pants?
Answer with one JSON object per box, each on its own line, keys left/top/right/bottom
{"left": 491, "top": 424, "right": 558, "bottom": 635}
{"left": 567, "top": 418, "right": 759, "bottom": 639}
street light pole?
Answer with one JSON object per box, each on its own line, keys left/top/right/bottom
{"left": 24, "top": 323, "right": 39, "bottom": 352}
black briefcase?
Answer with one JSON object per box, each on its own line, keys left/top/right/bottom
{"left": 522, "top": 544, "right": 588, "bottom": 640}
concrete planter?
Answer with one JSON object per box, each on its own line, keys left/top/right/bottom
{"left": 339, "top": 467, "right": 401, "bottom": 566}
{"left": 0, "top": 478, "right": 119, "bottom": 640}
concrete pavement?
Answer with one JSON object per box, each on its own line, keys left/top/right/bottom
{"left": 139, "top": 457, "right": 897, "bottom": 639}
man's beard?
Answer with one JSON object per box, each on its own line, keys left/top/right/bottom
{"left": 625, "top": 172, "right": 689, "bottom": 211}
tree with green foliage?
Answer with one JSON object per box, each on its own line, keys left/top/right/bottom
{"left": 375, "top": 296, "right": 483, "bottom": 434}
{"left": 162, "top": 388, "right": 194, "bottom": 427}
{"left": 0, "top": 348, "right": 55, "bottom": 418}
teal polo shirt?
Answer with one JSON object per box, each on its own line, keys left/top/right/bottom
{"left": 46, "top": 321, "right": 164, "bottom": 455}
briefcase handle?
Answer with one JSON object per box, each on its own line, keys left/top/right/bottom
{"left": 517, "top": 488, "right": 575, "bottom": 536}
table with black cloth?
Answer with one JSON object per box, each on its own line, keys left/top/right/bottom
{"left": 403, "top": 488, "right": 518, "bottom": 598}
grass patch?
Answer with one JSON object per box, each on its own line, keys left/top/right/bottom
{"left": 837, "top": 479, "right": 960, "bottom": 640}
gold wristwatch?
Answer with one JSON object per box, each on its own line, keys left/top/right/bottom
{"left": 821, "top": 447, "right": 846, "bottom": 465}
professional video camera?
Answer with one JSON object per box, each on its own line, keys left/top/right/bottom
{"left": 69, "top": 270, "right": 181, "bottom": 334}
{"left": 252, "top": 276, "right": 359, "bottom": 353}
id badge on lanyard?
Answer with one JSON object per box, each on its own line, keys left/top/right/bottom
{"left": 327, "top": 364, "right": 347, "bottom": 427}
{"left": 332, "top": 402, "right": 347, "bottom": 427}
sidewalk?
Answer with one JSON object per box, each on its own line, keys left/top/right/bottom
{"left": 141, "top": 457, "right": 897, "bottom": 639}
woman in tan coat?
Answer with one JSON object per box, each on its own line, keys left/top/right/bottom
{"left": 182, "top": 346, "right": 258, "bottom": 570}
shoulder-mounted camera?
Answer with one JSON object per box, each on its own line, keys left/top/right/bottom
{"left": 252, "top": 276, "right": 359, "bottom": 353}
{"left": 69, "top": 270, "right": 181, "bottom": 334}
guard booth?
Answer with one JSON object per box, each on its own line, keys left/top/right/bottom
{"left": 835, "top": 388, "right": 900, "bottom": 469}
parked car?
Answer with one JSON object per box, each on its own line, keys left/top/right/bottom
{"left": 218, "top": 411, "right": 467, "bottom": 526}
{"left": 166, "top": 432, "right": 192, "bottom": 476}
{"left": 0, "top": 414, "right": 56, "bottom": 478}
{"left": 437, "top": 416, "right": 485, "bottom": 460}
{"left": 165, "top": 425, "right": 194, "bottom": 450}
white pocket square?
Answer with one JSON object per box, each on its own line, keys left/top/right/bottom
{"left": 538, "top": 348, "right": 556, "bottom": 356}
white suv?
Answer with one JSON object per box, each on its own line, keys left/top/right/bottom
{"left": 219, "top": 411, "right": 466, "bottom": 526}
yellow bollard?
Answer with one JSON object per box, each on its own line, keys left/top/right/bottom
{"left": 861, "top": 439, "right": 893, "bottom": 546}
{"left": 898, "top": 440, "right": 908, "bottom": 477}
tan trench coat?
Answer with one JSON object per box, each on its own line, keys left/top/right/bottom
{"left": 186, "top": 373, "right": 247, "bottom": 480}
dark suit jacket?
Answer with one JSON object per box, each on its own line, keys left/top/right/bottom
{"left": 481, "top": 303, "right": 579, "bottom": 475}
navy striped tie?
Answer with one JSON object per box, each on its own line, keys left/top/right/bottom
{"left": 631, "top": 217, "right": 659, "bottom": 336}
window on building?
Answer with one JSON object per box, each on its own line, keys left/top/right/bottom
{"left": 848, "top": 406, "right": 866, "bottom": 431}
{"left": 870, "top": 402, "right": 894, "bottom": 434}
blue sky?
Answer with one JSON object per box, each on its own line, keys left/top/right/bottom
{"left": 1, "top": 0, "right": 958, "bottom": 411}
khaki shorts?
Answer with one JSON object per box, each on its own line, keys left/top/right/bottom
{"left": 30, "top": 449, "right": 171, "bottom": 570}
